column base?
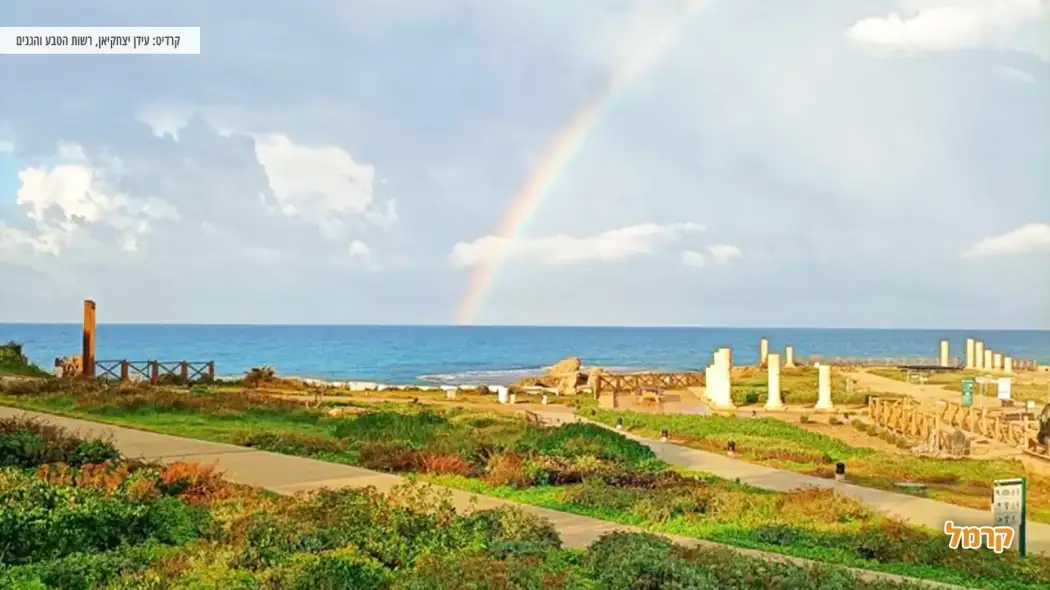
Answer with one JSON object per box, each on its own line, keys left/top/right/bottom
{"left": 764, "top": 402, "right": 785, "bottom": 411}
{"left": 813, "top": 402, "right": 834, "bottom": 412}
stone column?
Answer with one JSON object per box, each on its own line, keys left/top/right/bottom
{"left": 814, "top": 365, "right": 833, "bottom": 411}
{"left": 709, "top": 350, "right": 735, "bottom": 409}
{"left": 1004, "top": 357, "right": 1013, "bottom": 374}
{"left": 984, "top": 349, "right": 993, "bottom": 371}
{"left": 765, "top": 353, "right": 783, "bottom": 410}
{"left": 759, "top": 338, "right": 769, "bottom": 367}
{"left": 82, "top": 299, "right": 96, "bottom": 378}
{"left": 939, "top": 340, "right": 950, "bottom": 367}
{"left": 993, "top": 353, "right": 1003, "bottom": 372}
{"left": 975, "top": 341, "right": 985, "bottom": 370}
{"left": 785, "top": 345, "right": 796, "bottom": 368}
{"left": 703, "top": 366, "right": 714, "bottom": 401}
{"left": 965, "top": 338, "right": 975, "bottom": 369}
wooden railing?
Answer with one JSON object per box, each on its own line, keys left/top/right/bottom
{"left": 593, "top": 372, "right": 706, "bottom": 395}
{"left": 93, "top": 360, "right": 215, "bottom": 385}
{"left": 868, "top": 396, "right": 1040, "bottom": 454}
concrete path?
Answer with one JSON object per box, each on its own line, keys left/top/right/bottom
{"left": 0, "top": 406, "right": 963, "bottom": 588}
{"left": 532, "top": 409, "right": 1050, "bottom": 555}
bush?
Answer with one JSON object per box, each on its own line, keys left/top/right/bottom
{"left": 287, "top": 547, "right": 393, "bottom": 590}
{"left": 0, "top": 416, "right": 120, "bottom": 469}
{"left": 0, "top": 471, "right": 210, "bottom": 565}
{"left": 515, "top": 423, "right": 658, "bottom": 468}
{"left": 0, "top": 342, "right": 48, "bottom": 377}
{"left": 461, "top": 507, "right": 563, "bottom": 554}
{"left": 583, "top": 533, "right": 716, "bottom": 589}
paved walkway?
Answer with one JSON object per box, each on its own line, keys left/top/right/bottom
{"left": 0, "top": 406, "right": 962, "bottom": 588}
{"left": 531, "top": 409, "right": 1050, "bottom": 555}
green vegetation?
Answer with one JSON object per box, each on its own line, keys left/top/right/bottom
{"left": 2, "top": 381, "right": 1049, "bottom": 588}
{"left": 585, "top": 409, "right": 1050, "bottom": 524}
{"left": 0, "top": 414, "right": 933, "bottom": 589}
{"left": 0, "top": 342, "right": 48, "bottom": 378}
{"left": 731, "top": 366, "right": 868, "bottom": 406}
{"left": 868, "top": 368, "right": 1050, "bottom": 403}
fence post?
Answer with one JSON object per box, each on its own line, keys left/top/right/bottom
{"left": 208, "top": 361, "right": 215, "bottom": 380}
{"left": 150, "top": 361, "right": 159, "bottom": 385}
{"left": 180, "top": 361, "right": 189, "bottom": 382}
{"left": 120, "top": 360, "right": 129, "bottom": 381}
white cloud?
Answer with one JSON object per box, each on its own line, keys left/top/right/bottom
{"left": 253, "top": 134, "right": 394, "bottom": 237}
{"left": 962, "top": 222, "right": 1050, "bottom": 258}
{"left": 450, "top": 222, "right": 704, "bottom": 267}
{"left": 847, "top": 0, "right": 1048, "bottom": 54}
{"left": 349, "top": 239, "right": 371, "bottom": 259}
{"left": 134, "top": 103, "right": 193, "bottom": 140}
{"left": 0, "top": 146, "right": 180, "bottom": 256}
{"left": 682, "top": 244, "right": 742, "bottom": 267}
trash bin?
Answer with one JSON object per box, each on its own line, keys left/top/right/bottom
{"left": 961, "top": 378, "right": 974, "bottom": 407}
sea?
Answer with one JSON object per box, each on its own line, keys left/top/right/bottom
{"left": 2, "top": 325, "right": 1048, "bottom": 385}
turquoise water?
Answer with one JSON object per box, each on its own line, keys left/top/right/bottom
{"left": 2, "top": 324, "right": 1048, "bottom": 384}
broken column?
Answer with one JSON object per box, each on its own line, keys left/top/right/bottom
{"left": 1004, "top": 357, "right": 1013, "bottom": 374}
{"left": 785, "top": 345, "right": 796, "bottom": 368}
{"left": 965, "top": 338, "right": 975, "bottom": 369}
{"left": 708, "top": 348, "right": 735, "bottom": 409}
{"left": 975, "top": 341, "right": 985, "bottom": 370}
{"left": 765, "top": 353, "right": 783, "bottom": 410}
{"left": 984, "top": 349, "right": 993, "bottom": 371}
{"left": 759, "top": 338, "right": 769, "bottom": 367}
{"left": 814, "top": 364, "right": 834, "bottom": 411}
{"left": 939, "top": 340, "right": 950, "bottom": 368}
{"left": 993, "top": 353, "right": 1003, "bottom": 372}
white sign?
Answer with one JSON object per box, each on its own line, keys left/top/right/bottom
{"left": 997, "top": 377, "right": 1012, "bottom": 401}
{"left": 992, "top": 478, "right": 1026, "bottom": 555}
{"left": 0, "top": 27, "right": 201, "bottom": 55}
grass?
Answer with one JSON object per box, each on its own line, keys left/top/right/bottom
{"left": 869, "top": 368, "right": 1050, "bottom": 403}
{"left": 1, "top": 380, "right": 1049, "bottom": 588}
{"left": 731, "top": 366, "right": 869, "bottom": 406}
{"left": 0, "top": 409, "right": 944, "bottom": 590}
{"left": 584, "top": 409, "right": 1050, "bottom": 524}
{"left": 0, "top": 342, "right": 49, "bottom": 378}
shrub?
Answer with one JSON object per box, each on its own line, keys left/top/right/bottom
{"left": 0, "top": 471, "right": 210, "bottom": 565}
{"left": 484, "top": 453, "right": 532, "bottom": 488}
{"left": 404, "top": 549, "right": 594, "bottom": 590}
{"left": 287, "top": 547, "right": 393, "bottom": 590}
{"left": 0, "top": 342, "right": 48, "bottom": 377}
{"left": 460, "top": 507, "right": 563, "bottom": 554}
{"left": 515, "top": 423, "right": 658, "bottom": 468}
{"left": 0, "top": 416, "right": 120, "bottom": 469}
{"left": 357, "top": 440, "right": 421, "bottom": 472}
{"left": 332, "top": 409, "right": 448, "bottom": 447}
{"left": 416, "top": 451, "right": 472, "bottom": 476}
{"left": 583, "top": 532, "right": 716, "bottom": 589}
{"left": 244, "top": 366, "right": 277, "bottom": 386}
{"left": 238, "top": 431, "right": 347, "bottom": 457}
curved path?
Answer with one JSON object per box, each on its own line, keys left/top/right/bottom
{"left": 531, "top": 408, "right": 1050, "bottom": 555}
{"left": 0, "top": 405, "right": 963, "bottom": 588}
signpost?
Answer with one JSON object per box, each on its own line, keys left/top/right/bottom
{"left": 998, "top": 378, "right": 1013, "bottom": 402}
{"left": 993, "top": 478, "right": 1027, "bottom": 558}
{"left": 961, "top": 378, "right": 974, "bottom": 407}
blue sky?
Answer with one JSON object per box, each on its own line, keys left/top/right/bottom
{"left": 0, "top": 0, "right": 1048, "bottom": 328}
{"left": 0, "top": 155, "right": 18, "bottom": 206}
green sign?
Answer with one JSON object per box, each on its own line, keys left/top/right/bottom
{"left": 961, "top": 378, "right": 974, "bottom": 407}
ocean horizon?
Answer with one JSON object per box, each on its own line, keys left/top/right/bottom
{"left": 3, "top": 324, "right": 1048, "bottom": 385}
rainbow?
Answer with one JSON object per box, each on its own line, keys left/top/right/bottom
{"left": 455, "top": 1, "right": 709, "bottom": 325}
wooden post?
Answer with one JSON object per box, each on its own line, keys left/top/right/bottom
{"left": 82, "top": 300, "right": 96, "bottom": 377}
{"left": 207, "top": 361, "right": 215, "bottom": 380}
{"left": 180, "top": 361, "right": 189, "bottom": 382}
{"left": 150, "top": 361, "right": 159, "bottom": 385}
{"left": 120, "top": 360, "right": 129, "bottom": 381}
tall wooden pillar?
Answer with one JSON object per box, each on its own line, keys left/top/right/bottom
{"left": 82, "top": 299, "right": 96, "bottom": 377}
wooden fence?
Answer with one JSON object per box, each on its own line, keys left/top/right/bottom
{"left": 868, "top": 396, "right": 1042, "bottom": 456}
{"left": 593, "top": 372, "right": 706, "bottom": 395}
{"left": 93, "top": 360, "right": 215, "bottom": 385}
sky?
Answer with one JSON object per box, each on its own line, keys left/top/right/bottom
{"left": 0, "top": 0, "right": 1048, "bottom": 328}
